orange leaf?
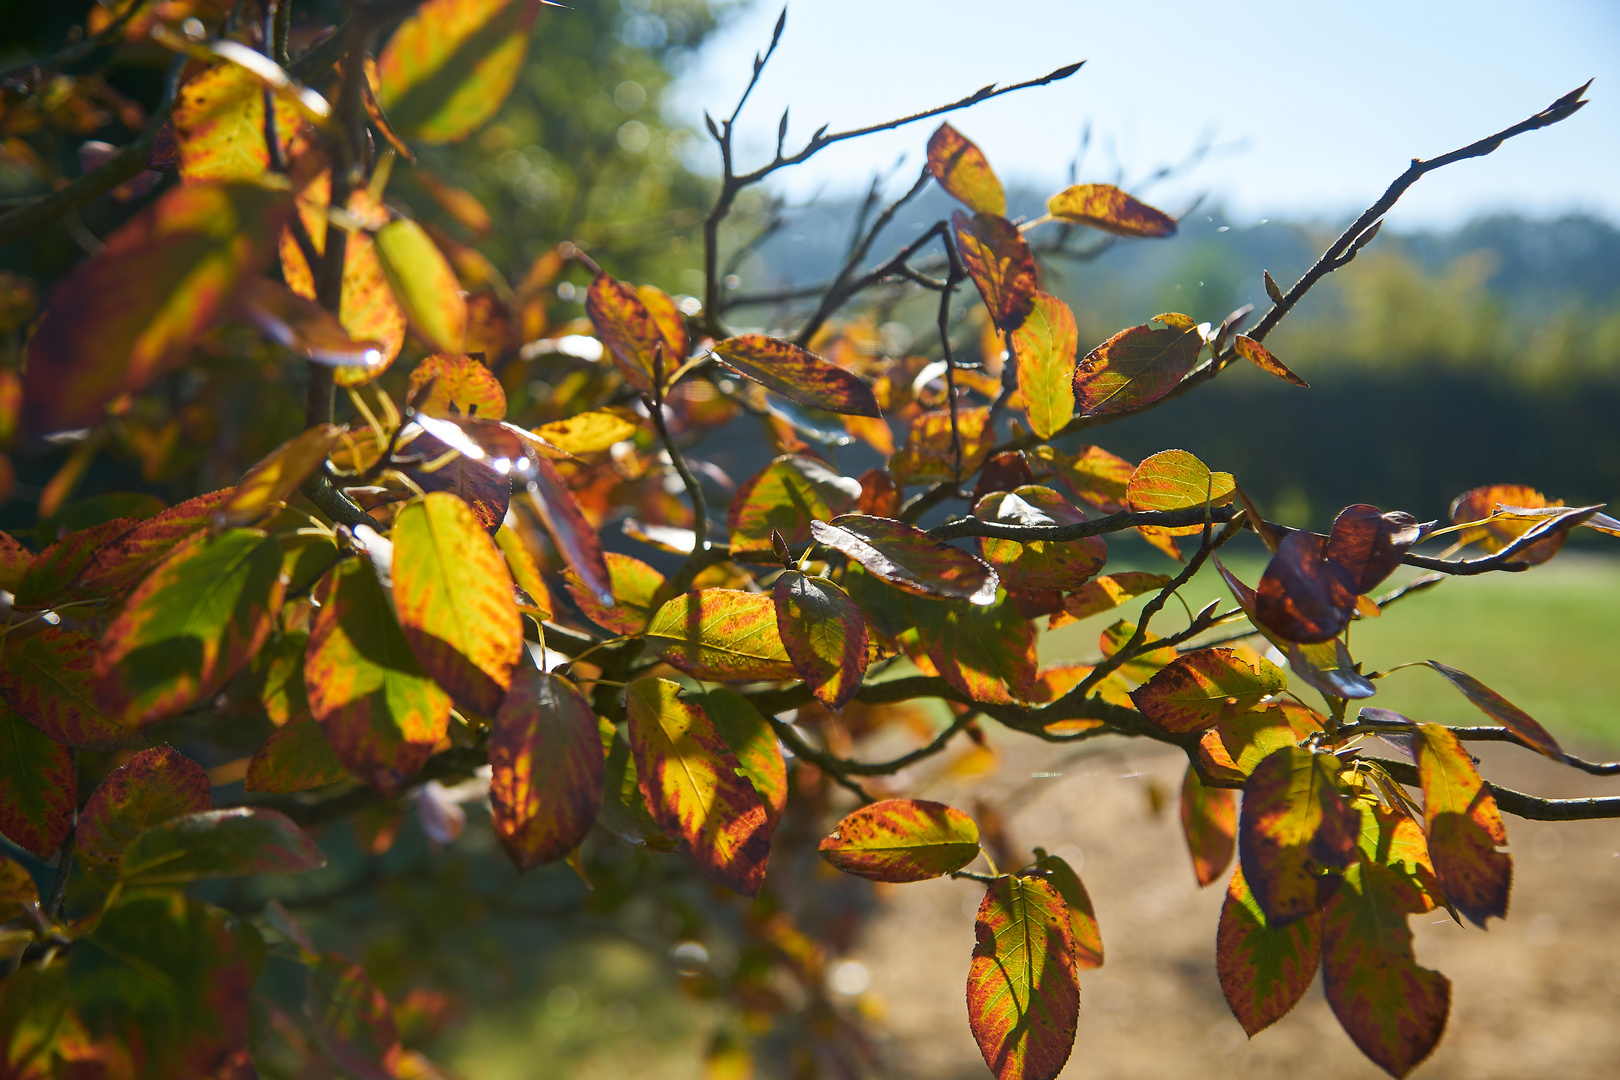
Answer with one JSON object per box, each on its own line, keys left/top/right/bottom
{"left": 586, "top": 273, "right": 665, "bottom": 392}
{"left": 967, "top": 875, "right": 1080, "bottom": 1080}
{"left": 773, "top": 571, "right": 869, "bottom": 710}
{"left": 563, "top": 551, "right": 664, "bottom": 636}
{"left": 376, "top": 0, "right": 543, "bottom": 144}
{"left": 712, "top": 334, "right": 882, "bottom": 418}
{"left": 1046, "top": 183, "right": 1176, "bottom": 237}
{"left": 952, "top": 210, "right": 1038, "bottom": 332}
{"left": 415, "top": 168, "right": 493, "bottom": 235}
{"left": 1448, "top": 483, "right": 1566, "bottom": 564}
{"left": 1233, "top": 334, "right": 1307, "bottom": 386}
{"left": 490, "top": 669, "right": 603, "bottom": 870}
{"left": 973, "top": 485, "right": 1105, "bottom": 591}
{"left": 1216, "top": 863, "right": 1320, "bottom": 1036}
{"left": 1237, "top": 746, "right": 1358, "bottom": 925}
{"left": 1033, "top": 849, "right": 1104, "bottom": 970}
{"left": 818, "top": 799, "right": 980, "bottom": 882}
{"left": 1060, "top": 571, "right": 1169, "bottom": 621}
{"left": 1072, "top": 314, "right": 1202, "bottom": 418}
{"left": 1125, "top": 448, "right": 1235, "bottom": 536}
{"left": 1130, "top": 648, "right": 1285, "bottom": 734}
{"left": 1413, "top": 723, "right": 1511, "bottom": 926}
{"left": 215, "top": 424, "right": 343, "bottom": 529}
{"left": 407, "top": 353, "right": 507, "bottom": 419}
{"left": 927, "top": 122, "right": 1005, "bottom": 217}
{"left": 889, "top": 406, "right": 993, "bottom": 482}
{"left": 1180, "top": 765, "right": 1236, "bottom": 887}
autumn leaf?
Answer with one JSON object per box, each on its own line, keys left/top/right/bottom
{"left": 563, "top": 551, "right": 664, "bottom": 635}
{"left": 1046, "top": 184, "right": 1176, "bottom": 237}
{"left": 377, "top": 0, "right": 544, "bottom": 144}
{"left": 1180, "top": 765, "right": 1236, "bottom": 887}
{"left": 637, "top": 283, "right": 690, "bottom": 368}
{"left": 973, "top": 485, "right": 1105, "bottom": 591}
{"left": 1215, "top": 704, "right": 1321, "bottom": 778}
{"left": 72, "top": 489, "right": 232, "bottom": 597}
{"left": 1032, "top": 850, "right": 1104, "bottom": 969}
{"left": 490, "top": 669, "right": 603, "bottom": 870}
{"left": 889, "top": 406, "right": 994, "bottom": 482}
{"left": 773, "top": 571, "right": 869, "bottom": 710}
{"left": 817, "top": 799, "right": 980, "bottom": 882}
{"left": 1448, "top": 483, "right": 1565, "bottom": 564}
{"left": 1215, "top": 558, "right": 1376, "bottom": 700}
{"left": 94, "top": 529, "right": 286, "bottom": 727}
{"left": 966, "top": 875, "right": 1080, "bottom": 1080}
{"left": 1216, "top": 863, "right": 1321, "bottom": 1036}
{"left": 1254, "top": 530, "right": 1358, "bottom": 644}
{"left": 1420, "top": 661, "right": 1562, "bottom": 759}
{"left": 1060, "top": 572, "right": 1170, "bottom": 621}
{"left": 627, "top": 678, "right": 771, "bottom": 896}
{"left": 172, "top": 60, "right": 306, "bottom": 183}
{"left": 1072, "top": 313, "right": 1202, "bottom": 417}
{"left": 645, "top": 589, "right": 796, "bottom": 681}
{"left": 407, "top": 353, "right": 507, "bottom": 419}
{"left": 1233, "top": 334, "right": 1307, "bottom": 386}
{"left": 374, "top": 216, "right": 468, "bottom": 354}
{"left": 76, "top": 745, "right": 210, "bottom": 872}
{"left": 415, "top": 168, "right": 493, "bottom": 234}
{"left": 927, "top": 123, "right": 1006, "bottom": 216}
{"left": 118, "top": 808, "right": 325, "bottom": 884}
{"left": 214, "top": 425, "right": 343, "bottom": 529}
{"left": 1131, "top": 648, "right": 1286, "bottom": 734}
{"left": 0, "top": 626, "right": 140, "bottom": 750}
{"left": 1326, "top": 504, "right": 1423, "bottom": 594}
{"left": 305, "top": 558, "right": 451, "bottom": 796}
{"left": 952, "top": 210, "right": 1038, "bottom": 332}
{"left": 712, "top": 334, "right": 882, "bottom": 418}
{"left": 586, "top": 273, "right": 665, "bottom": 392}
{"left": 1125, "top": 449, "right": 1236, "bottom": 536}
{"left": 533, "top": 408, "right": 639, "bottom": 456}
{"left": 308, "top": 954, "right": 403, "bottom": 1080}
{"left": 913, "top": 591, "right": 1040, "bottom": 705}
{"left": 391, "top": 492, "right": 522, "bottom": 716}
{"left": 244, "top": 723, "right": 351, "bottom": 794}
{"left": 1237, "top": 746, "right": 1358, "bottom": 925}
{"left": 812, "top": 514, "right": 998, "bottom": 605}
{"left": 1412, "top": 724, "right": 1511, "bottom": 927}
{"left": 1010, "top": 292, "right": 1077, "bottom": 439}
{"left": 728, "top": 456, "right": 861, "bottom": 561}
{"left": 0, "top": 704, "right": 74, "bottom": 858}
{"left": 702, "top": 688, "right": 788, "bottom": 829}
{"left": 520, "top": 454, "right": 613, "bottom": 606}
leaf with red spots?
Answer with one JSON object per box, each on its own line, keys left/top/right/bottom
{"left": 627, "top": 677, "right": 771, "bottom": 896}
{"left": 728, "top": 455, "right": 861, "bottom": 561}
{"left": 1255, "top": 530, "right": 1357, "bottom": 644}
{"left": 21, "top": 183, "right": 284, "bottom": 439}
{"left": 1180, "top": 765, "right": 1236, "bottom": 887}
{"left": 407, "top": 353, "right": 507, "bottom": 419}
{"left": 712, "top": 334, "right": 882, "bottom": 418}
{"left": 563, "top": 551, "right": 664, "bottom": 635}
{"left": 245, "top": 723, "right": 350, "bottom": 794}
{"left": 889, "top": 406, "right": 994, "bottom": 482}
{"left": 77, "top": 745, "right": 210, "bottom": 872}
{"left": 952, "top": 210, "right": 1038, "bottom": 332}
{"left": 645, "top": 589, "right": 796, "bottom": 681}
{"left": 118, "top": 808, "right": 325, "bottom": 884}
{"left": 818, "top": 798, "right": 980, "bottom": 882}
{"left": 927, "top": 123, "right": 1005, "bottom": 216}
{"left": 94, "top": 529, "right": 286, "bottom": 727}
{"left": 1238, "top": 746, "right": 1358, "bottom": 925}
{"left": 0, "top": 704, "right": 74, "bottom": 858}
{"left": 1010, "top": 291, "right": 1078, "bottom": 439}
{"left": 1032, "top": 850, "right": 1104, "bottom": 970}
{"left": 1072, "top": 313, "right": 1202, "bottom": 418}
{"left": 966, "top": 875, "right": 1080, "bottom": 1080}
{"left": 1047, "top": 184, "right": 1176, "bottom": 238}
{"left": 973, "top": 485, "right": 1105, "bottom": 591}
{"left": 702, "top": 688, "right": 788, "bottom": 830}
{"left": 172, "top": 60, "right": 308, "bottom": 183}
{"left": 1131, "top": 648, "right": 1286, "bottom": 734}
{"left": 586, "top": 273, "right": 665, "bottom": 392}
{"left": 1321, "top": 858, "right": 1451, "bottom": 1078}
{"left": 1233, "top": 334, "right": 1307, "bottom": 386}
{"left": 489, "top": 669, "right": 603, "bottom": 870}
{"left": 13, "top": 516, "right": 140, "bottom": 611}
{"left": 73, "top": 489, "right": 233, "bottom": 596}
{"left": 520, "top": 454, "right": 613, "bottom": 607}
{"left": 374, "top": 217, "right": 468, "bottom": 354}
{"left": 773, "top": 570, "right": 869, "bottom": 710}
{"left": 391, "top": 492, "right": 522, "bottom": 716}
{"left": 1060, "top": 572, "right": 1170, "bottom": 621}
{"left": 1413, "top": 724, "right": 1511, "bottom": 927}
{"left": 307, "top": 954, "right": 402, "bottom": 1080}
{"left": 0, "top": 626, "right": 140, "bottom": 750}
{"left": 305, "top": 558, "right": 451, "bottom": 796}
{"left": 1216, "top": 863, "right": 1321, "bottom": 1037}
{"left": 1125, "top": 449, "right": 1236, "bottom": 536}
{"left": 215, "top": 424, "right": 344, "bottom": 529}
{"left": 1043, "top": 443, "right": 1133, "bottom": 513}
{"left": 913, "top": 591, "right": 1040, "bottom": 705}
{"left": 812, "top": 514, "right": 999, "bottom": 605}
{"left": 1422, "top": 661, "right": 1562, "bottom": 759}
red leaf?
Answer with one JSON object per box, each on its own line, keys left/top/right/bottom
{"left": 586, "top": 272, "right": 666, "bottom": 392}
{"left": 13, "top": 517, "right": 141, "bottom": 611}
{"left": 1131, "top": 648, "right": 1286, "bottom": 735}
{"left": 1217, "top": 863, "right": 1321, "bottom": 1036}
{"left": 245, "top": 722, "right": 350, "bottom": 793}
{"left": 0, "top": 706, "right": 74, "bottom": 858}
{"left": 773, "top": 571, "right": 869, "bottom": 710}
{"left": 967, "top": 875, "right": 1080, "bottom": 1080}
{"left": 972, "top": 451, "right": 1036, "bottom": 501}
{"left": 407, "top": 352, "right": 507, "bottom": 419}
{"left": 1255, "top": 530, "right": 1357, "bottom": 644}
{"left": 1180, "top": 765, "right": 1236, "bottom": 887}
{"left": 856, "top": 467, "right": 901, "bottom": 517}
{"left": 818, "top": 799, "right": 980, "bottom": 882}
{"left": 76, "top": 744, "right": 210, "bottom": 872}
{"left": 1071, "top": 314, "right": 1202, "bottom": 417}
{"left": 1413, "top": 724, "right": 1511, "bottom": 926}
{"left": 563, "top": 551, "right": 665, "bottom": 635}
{"left": 1234, "top": 334, "right": 1308, "bottom": 386}
{"left": 489, "top": 669, "right": 603, "bottom": 870}
{"left": 1326, "top": 504, "right": 1422, "bottom": 594}
{"left": 1238, "top": 746, "right": 1358, "bottom": 925}
{"left": 712, "top": 334, "right": 882, "bottom": 418}
{"left": 811, "top": 514, "right": 998, "bottom": 605}
{"left": 0, "top": 626, "right": 140, "bottom": 749}
{"left": 73, "top": 489, "right": 233, "bottom": 596}
{"left": 927, "top": 122, "right": 1005, "bottom": 216}
{"left": 951, "top": 210, "right": 1038, "bottom": 332}
{"left": 1448, "top": 483, "right": 1565, "bottom": 564}
{"left": 520, "top": 454, "right": 613, "bottom": 606}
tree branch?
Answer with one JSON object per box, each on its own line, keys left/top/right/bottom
{"left": 1369, "top": 757, "right": 1620, "bottom": 821}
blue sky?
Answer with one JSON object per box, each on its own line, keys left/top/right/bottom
{"left": 668, "top": 0, "right": 1620, "bottom": 230}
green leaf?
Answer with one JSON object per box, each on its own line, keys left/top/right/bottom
{"left": 772, "top": 571, "right": 869, "bottom": 710}
{"left": 258, "top": 630, "right": 312, "bottom": 726}
{"left": 701, "top": 688, "right": 788, "bottom": 830}
{"left": 118, "top": 808, "right": 326, "bottom": 884}
{"left": 0, "top": 626, "right": 141, "bottom": 749}
{"left": 392, "top": 492, "right": 523, "bottom": 716}
{"left": 1032, "top": 850, "right": 1104, "bottom": 970}
{"left": 214, "top": 425, "right": 343, "bottom": 529}
{"left": 373, "top": 217, "right": 468, "bottom": 354}
{"left": 973, "top": 486, "right": 1106, "bottom": 591}
{"left": 77, "top": 745, "right": 210, "bottom": 872}
{"left": 1237, "top": 746, "right": 1358, "bottom": 925}
{"left": 305, "top": 558, "right": 451, "bottom": 795}
{"left": 173, "top": 60, "right": 307, "bottom": 182}
{"left": 927, "top": 122, "right": 1006, "bottom": 216}
{"left": 377, "top": 0, "right": 544, "bottom": 144}
{"left": 711, "top": 334, "right": 883, "bottom": 418}
{"left": 489, "top": 669, "right": 603, "bottom": 870}
{"left": 627, "top": 678, "right": 771, "bottom": 896}
{"left": 913, "top": 592, "right": 1039, "bottom": 705}
{"left": 1046, "top": 183, "right": 1176, "bottom": 237}
{"left": 812, "top": 514, "right": 998, "bottom": 605}
{"left": 966, "top": 875, "right": 1080, "bottom": 1080}
{"left": 952, "top": 210, "right": 1038, "bottom": 332}
{"left": 0, "top": 703, "right": 73, "bottom": 858}
{"left": 1413, "top": 724, "right": 1512, "bottom": 927}
{"left": 1130, "top": 647, "right": 1286, "bottom": 734}
{"left": 728, "top": 456, "right": 861, "bottom": 561}
{"left": 1216, "top": 863, "right": 1321, "bottom": 1037}
{"left": 1072, "top": 314, "right": 1202, "bottom": 417}
{"left": 1179, "top": 764, "right": 1236, "bottom": 887}
{"left": 645, "top": 589, "right": 797, "bottom": 682}
{"left": 307, "top": 954, "right": 402, "bottom": 1080}
{"left": 245, "top": 722, "right": 351, "bottom": 794}
{"left": 73, "top": 488, "right": 233, "bottom": 596}
{"left": 818, "top": 798, "right": 980, "bottom": 883}
{"left": 93, "top": 528, "right": 285, "bottom": 727}
{"left": 1010, "top": 291, "right": 1077, "bottom": 439}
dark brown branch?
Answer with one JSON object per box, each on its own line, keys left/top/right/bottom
{"left": 1369, "top": 757, "right": 1620, "bottom": 821}
{"left": 1340, "top": 723, "right": 1620, "bottom": 777}
{"left": 931, "top": 504, "right": 1240, "bottom": 542}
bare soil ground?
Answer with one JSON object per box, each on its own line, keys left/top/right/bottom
{"left": 849, "top": 735, "right": 1620, "bottom": 1080}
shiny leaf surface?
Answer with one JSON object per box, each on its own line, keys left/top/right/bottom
{"left": 645, "top": 589, "right": 796, "bottom": 681}
{"left": 818, "top": 799, "right": 980, "bottom": 882}
{"left": 1131, "top": 647, "right": 1286, "bottom": 734}
{"left": 712, "top": 334, "right": 882, "bottom": 417}
{"left": 973, "top": 486, "right": 1106, "bottom": 591}
{"left": 490, "top": 670, "right": 603, "bottom": 870}
{"left": 773, "top": 571, "right": 869, "bottom": 709}
{"left": 812, "top": 515, "right": 998, "bottom": 605}
{"left": 966, "top": 875, "right": 1080, "bottom": 1080}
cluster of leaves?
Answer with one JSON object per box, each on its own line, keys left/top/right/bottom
{"left": 0, "top": 4, "right": 1614, "bottom": 1079}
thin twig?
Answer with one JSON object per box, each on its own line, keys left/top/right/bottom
{"left": 1369, "top": 757, "right": 1620, "bottom": 821}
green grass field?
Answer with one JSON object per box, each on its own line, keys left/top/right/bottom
{"left": 1039, "top": 545, "right": 1620, "bottom": 751}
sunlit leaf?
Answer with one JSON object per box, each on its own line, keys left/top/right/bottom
{"left": 234, "top": 276, "right": 389, "bottom": 369}
{"left": 0, "top": 704, "right": 74, "bottom": 858}
{"left": 21, "top": 183, "right": 284, "bottom": 438}
{"left": 0, "top": 626, "right": 140, "bottom": 750}
{"left": 1326, "top": 504, "right": 1422, "bottom": 594}
{"left": 119, "top": 807, "right": 325, "bottom": 884}
{"left": 712, "top": 334, "right": 882, "bottom": 418}
{"left": 490, "top": 669, "right": 603, "bottom": 870}
{"left": 729, "top": 455, "right": 861, "bottom": 561}
{"left": 645, "top": 589, "right": 796, "bottom": 681}
{"left": 773, "top": 570, "right": 869, "bottom": 710}
{"left": 973, "top": 451, "right": 1037, "bottom": 500}
{"left": 1072, "top": 314, "right": 1202, "bottom": 417}
{"left": 1449, "top": 483, "right": 1564, "bottom": 563}
{"left": 374, "top": 216, "right": 468, "bottom": 354}
{"left": 72, "top": 489, "right": 232, "bottom": 597}
{"left": 1046, "top": 183, "right": 1176, "bottom": 238}
{"left": 1238, "top": 746, "right": 1358, "bottom": 925}
{"left": 1060, "top": 571, "right": 1169, "bottom": 621}
{"left": 1412, "top": 723, "right": 1511, "bottom": 926}
{"left": 245, "top": 722, "right": 350, "bottom": 793}
{"left": 305, "top": 558, "right": 452, "bottom": 796}
{"left": 1420, "top": 661, "right": 1562, "bottom": 759}
{"left": 812, "top": 514, "right": 998, "bottom": 605}
{"left": 1255, "top": 530, "right": 1357, "bottom": 644}
{"left": 966, "top": 875, "right": 1080, "bottom": 1080}
{"left": 973, "top": 485, "right": 1106, "bottom": 591}
{"left": 1125, "top": 449, "right": 1236, "bottom": 537}
{"left": 952, "top": 210, "right": 1038, "bottom": 332}
{"left": 172, "top": 60, "right": 306, "bottom": 183}
{"left": 94, "top": 529, "right": 286, "bottom": 727}
{"left": 392, "top": 492, "right": 523, "bottom": 716}
{"left": 400, "top": 421, "right": 513, "bottom": 534}
{"left": 586, "top": 273, "right": 664, "bottom": 392}
{"left": 637, "top": 283, "right": 690, "bottom": 367}
{"left": 377, "top": 0, "right": 545, "bottom": 144}
{"left": 1131, "top": 647, "right": 1285, "bottom": 734}
{"left": 889, "top": 406, "right": 994, "bottom": 482}
{"left": 1180, "top": 765, "right": 1236, "bottom": 886}
{"left": 1032, "top": 850, "right": 1104, "bottom": 969}
{"left": 1215, "top": 558, "right": 1376, "bottom": 699}
{"left": 533, "top": 407, "right": 639, "bottom": 455}
{"left": 627, "top": 678, "right": 771, "bottom": 896}
{"left": 1215, "top": 703, "right": 1320, "bottom": 778}
{"left": 1010, "top": 291, "right": 1077, "bottom": 439}
{"left": 1097, "top": 619, "right": 1175, "bottom": 686}
{"left": 818, "top": 798, "right": 980, "bottom": 882}
{"left": 215, "top": 424, "right": 343, "bottom": 529}
{"left": 702, "top": 688, "right": 788, "bottom": 830}
{"left": 914, "top": 590, "right": 1040, "bottom": 704}
{"left": 927, "top": 122, "right": 1005, "bottom": 216}
{"left": 76, "top": 744, "right": 209, "bottom": 873}
{"left": 521, "top": 455, "right": 613, "bottom": 606}
{"left": 563, "top": 551, "right": 664, "bottom": 635}
{"left": 1216, "top": 863, "right": 1321, "bottom": 1037}
{"left": 407, "top": 352, "right": 507, "bottom": 419}
{"left": 1233, "top": 334, "right": 1307, "bottom": 386}
{"left": 308, "top": 954, "right": 402, "bottom": 1080}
